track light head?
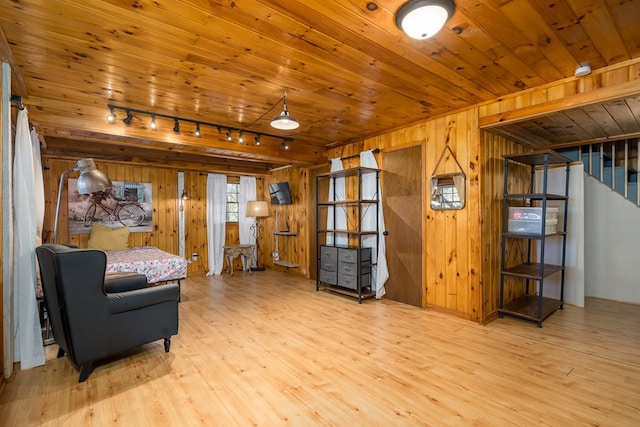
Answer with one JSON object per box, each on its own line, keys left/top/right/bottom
{"left": 107, "top": 107, "right": 116, "bottom": 124}
{"left": 122, "top": 110, "right": 133, "bottom": 125}
{"left": 255, "top": 135, "right": 261, "bottom": 146}
{"left": 173, "top": 119, "right": 180, "bottom": 133}
{"left": 281, "top": 140, "right": 289, "bottom": 150}
{"left": 195, "top": 123, "right": 201, "bottom": 137}
{"left": 238, "top": 131, "right": 244, "bottom": 143}
{"left": 150, "top": 115, "right": 157, "bottom": 130}
{"left": 226, "top": 130, "right": 232, "bottom": 142}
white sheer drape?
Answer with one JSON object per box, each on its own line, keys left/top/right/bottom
{"left": 177, "top": 171, "right": 185, "bottom": 258}
{"left": 13, "top": 109, "right": 45, "bottom": 369}
{"left": 327, "top": 158, "right": 348, "bottom": 246}
{"left": 239, "top": 176, "right": 257, "bottom": 269}
{"left": 206, "top": 174, "right": 227, "bottom": 275}
{"left": 360, "top": 150, "right": 389, "bottom": 299}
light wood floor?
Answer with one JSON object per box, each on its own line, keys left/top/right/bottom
{"left": 1, "top": 270, "right": 639, "bottom": 426}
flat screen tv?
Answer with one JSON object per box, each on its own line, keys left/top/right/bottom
{"left": 269, "top": 182, "right": 292, "bottom": 205}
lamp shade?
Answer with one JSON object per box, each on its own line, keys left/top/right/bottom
{"left": 270, "top": 111, "right": 299, "bottom": 130}
{"left": 247, "top": 200, "right": 270, "bottom": 218}
{"left": 270, "top": 91, "right": 299, "bottom": 130}
{"left": 395, "top": 0, "right": 456, "bottom": 40}
{"left": 75, "top": 159, "right": 113, "bottom": 194}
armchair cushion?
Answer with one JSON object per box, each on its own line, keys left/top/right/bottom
{"left": 104, "top": 272, "right": 148, "bottom": 293}
{"left": 108, "top": 283, "right": 180, "bottom": 314}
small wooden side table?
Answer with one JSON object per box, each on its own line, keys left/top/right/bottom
{"left": 223, "top": 244, "right": 255, "bottom": 275}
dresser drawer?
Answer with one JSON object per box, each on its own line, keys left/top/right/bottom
{"left": 337, "top": 273, "right": 371, "bottom": 290}
{"left": 338, "top": 247, "right": 371, "bottom": 263}
{"left": 319, "top": 269, "right": 337, "bottom": 285}
{"left": 320, "top": 245, "right": 337, "bottom": 260}
{"left": 321, "top": 257, "right": 337, "bottom": 272}
{"left": 337, "top": 261, "right": 371, "bottom": 276}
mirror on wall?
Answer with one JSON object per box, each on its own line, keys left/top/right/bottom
{"left": 430, "top": 172, "right": 465, "bottom": 210}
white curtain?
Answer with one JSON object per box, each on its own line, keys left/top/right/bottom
{"left": 13, "top": 109, "right": 45, "bottom": 369}
{"left": 327, "top": 158, "right": 348, "bottom": 246}
{"left": 360, "top": 150, "right": 389, "bottom": 299}
{"left": 177, "top": 171, "right": 185, "bottom": 258}
{"left": 206, "top": 174, "right": 227, "bottom": 275}
{"left": 239, "top": 176, "right": 257, "bottom": 269}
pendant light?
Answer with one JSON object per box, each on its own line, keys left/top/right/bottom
{"left": 270, "top": 91, "right": 299, "bottom": 130}
{"left": 395, "top": 0, "right": 456, "bottom": 40}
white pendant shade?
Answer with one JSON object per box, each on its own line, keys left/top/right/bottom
{"left": 270, "top": 90, "right": 299, "bottom": 130}
{"left": 270, "top": 111, "right": 299, "bottom": 130}
{"left": 395, "top": 0, "right": 456, "bottom": 40}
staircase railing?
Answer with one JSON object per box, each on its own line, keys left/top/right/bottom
{"left": 556, "top": 138, "right": 639, "bottom": 205}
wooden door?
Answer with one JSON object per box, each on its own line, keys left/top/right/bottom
{"left": 382, "top": 146, "right": 423, "bottom": 307}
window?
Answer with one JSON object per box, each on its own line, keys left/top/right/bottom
{"left": 226, "top": 182, "right": 239, "bottom": 222}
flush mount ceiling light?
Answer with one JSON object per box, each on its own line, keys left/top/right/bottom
{"left": 575, "top": 63, "right": 592, "bottom": 77}
{"left": 395, "top": 0, "right": 456, "bottom": 40}
{"left": 270, "top": 91, "right": 299, "bottom": 130}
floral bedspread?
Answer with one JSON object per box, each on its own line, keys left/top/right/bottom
{"left": 105, "top": 246, "right": 187, "bottom": 283}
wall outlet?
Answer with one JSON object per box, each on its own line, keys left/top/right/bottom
{"left": 192, "top": 253, "right": 198, "bottom": 262}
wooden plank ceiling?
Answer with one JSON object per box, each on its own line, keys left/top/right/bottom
{"left": 2, "top": 0, "right": 640, "bottom": 173}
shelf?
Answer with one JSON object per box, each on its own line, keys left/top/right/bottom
{"left": 318, "top": 229, "right": 379, "bottom": 235}
{"left": 317, "top": 282, "right": 375, "bottom": 301}
{"left": 316, "top": 166, "right": 380, "bottom": 179}
{"left": 503, "top": 231, "right": 567, "bottom": 239}
{"left": 274, "top": 231, "right": 297, "bottom": 236}
{"left": 317, "top": 199, "right": 379, "bottom": 206}
{"left": 503, "top": 150, "right": 572, "bottom": 166}
{"left": 499, "top": 295, "right": 563, "bottom": 324}
{"left": 504, "top": 193, "right": 568, "bottom": 200}
{"left": 274, "top": 260, "right": 298, "bottom": 268}
{"left": 502, "top": 263, "right": 564, "bottom": 280}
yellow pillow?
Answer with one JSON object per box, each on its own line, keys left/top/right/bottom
{"left": 87, "top": 223, "right": 129, "bottom": 251}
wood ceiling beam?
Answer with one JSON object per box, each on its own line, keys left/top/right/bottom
{"left": 480, "top": 79, "right": 640, "bottom": 129}
{"left": 0, "top": 25, "right": 28, "bottom": 96}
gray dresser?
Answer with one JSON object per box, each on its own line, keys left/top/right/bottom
{"left": 319, "top": 245, "right": 371, "bottom": 291}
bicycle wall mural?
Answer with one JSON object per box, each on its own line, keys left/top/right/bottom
{"left": 68, "top": 179, "right": 153, "bottom": 234}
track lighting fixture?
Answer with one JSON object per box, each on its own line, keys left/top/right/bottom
{"left": 107, "top": 107, "right": 116, "bottom": 124}
{"left": 395, "top": 0, "right": 456, "bottom": 40}
{"left": 270, "top": 91, "right": 299, "bottom": 130}
{"left": 106, "top": 104, "right": 293, "bottom": 149}
{"left": 122, "top": 110, "right": 133, "bottom": 125}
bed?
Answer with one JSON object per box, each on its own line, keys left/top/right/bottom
{"left": 105, "top": 246, "right": 188, "bottom": 285}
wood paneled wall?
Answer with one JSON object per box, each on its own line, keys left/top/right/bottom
{"left": 324, "top": 110, "right": 483, "bottom": 322}
{"left": 479, "top": 132, "right": 531, "bottom": 320}
{"left": 42, "top": 159, "right": 179, "bottom": 252}
{"left": 261, "top": 168, "right": 310, "bottom": 277}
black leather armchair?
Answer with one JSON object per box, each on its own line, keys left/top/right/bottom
{"left": 36, "top": 244, "right": 179, "bottom": 382}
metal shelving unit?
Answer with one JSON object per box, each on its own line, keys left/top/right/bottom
{"left": 499, "top": 150, "right": 571, "bottom": 327}
{"left": 315, "top": 167, "right": 380, "bottom": 303}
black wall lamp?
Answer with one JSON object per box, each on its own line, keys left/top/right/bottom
{"left": 107, "top": 104, "right": 294, "bottom": 148}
